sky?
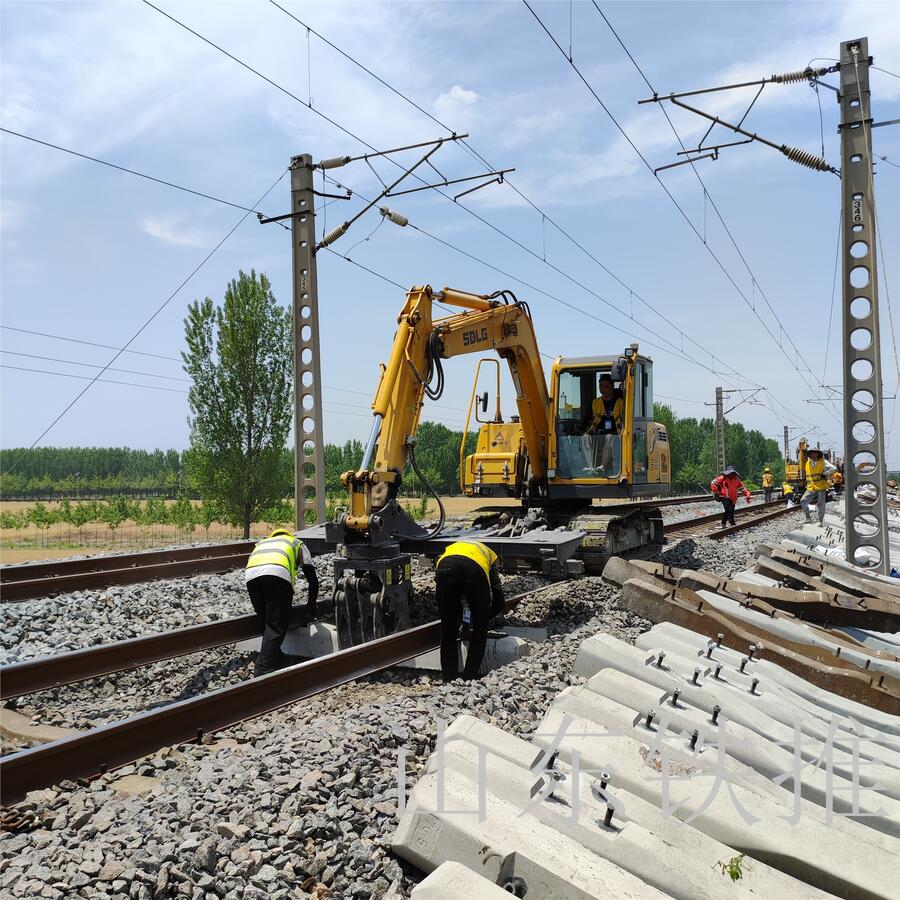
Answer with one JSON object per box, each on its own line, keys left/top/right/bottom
{"left": 2, "top": 0, "right": 899, "bottom": 467}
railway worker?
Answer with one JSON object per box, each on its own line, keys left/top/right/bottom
{"left": 245, "top": 528, "right": 319, "bottom": 677}
{"left": 434, "top": 540, "right": 506, "bottom": 682}
{"left": 583, "top": 374, "right": 624, "bottom": 474}
{"left": 761, "top": 466, "right": 774, "bottom": 503}
{"left": 710, "top": 465, "right": 752, "bottom": 527}
{"left": 831, "top": 468, "right": 844, "bottom": 495}
{"left": 801, "top": 448, "right": 836, "bottom": 526}
{"left": 782, "top": 481, "right": 796, "bottom": 505}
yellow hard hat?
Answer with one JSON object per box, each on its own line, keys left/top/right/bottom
{"left": 764, "top": 467, "right": 770, "bottom": 472}
{"left": 269, "top": 528, "right": 294, "bottom": 538}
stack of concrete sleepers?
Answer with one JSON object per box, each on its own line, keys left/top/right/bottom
{"left": 602, "top": 555, "right": 900, "bottom": 713}
{"left": 392, "top": 554, "right": 899, "bottom": 897}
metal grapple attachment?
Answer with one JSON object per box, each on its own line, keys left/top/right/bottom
{"left": 332, "top": 544, "right": 412, "bottom": 648}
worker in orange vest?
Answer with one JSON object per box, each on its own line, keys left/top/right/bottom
{"left": 710, "top": 465, "right": 752, "bottom": 526}
{"left": 434, "top": 540, "right": 505, "bottom": 681}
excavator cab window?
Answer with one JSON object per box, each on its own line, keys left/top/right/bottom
{"left": 555, "top": 367, "right": 622, "bottom": 478}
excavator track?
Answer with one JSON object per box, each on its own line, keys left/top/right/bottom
{"left": 562, "top": 507, "right": 664, "bottom": 574}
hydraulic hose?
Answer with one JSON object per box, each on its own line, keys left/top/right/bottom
{"left": 408, "top": 442, "right": 445, "bottom": 538}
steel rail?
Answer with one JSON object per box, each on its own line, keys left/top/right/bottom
{"left": 0, "top": 588, "right": 542, "bottom": 805}
{"left": 706, "top": 503, "right": 803, "bottom": 539}
{"left": 663, "top": 498, "right": 790, "bottom": 538}
{"left": 0, "top": 604, "right": 330, "bottom": 700}
{"left": 1, "top": 543, "right": 254, "bottom": 602}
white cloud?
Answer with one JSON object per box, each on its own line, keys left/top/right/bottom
{"left": 434, "top": 84, "right": 478, "bottom": 120}
{"left": 141, "top": 214, "right": 209, "bottom": 248}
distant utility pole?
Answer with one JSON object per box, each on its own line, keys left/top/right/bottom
{"left": 783, "top": 426, "right": 790, "bottom": 464}
{"left": 839, "top": 37, "right": 890, "bottom": 572}
{"left": 290, "top": 155, "right": 326, "bottom": 528}
{"left": 714, "top": 387, "right": 725, "bottom": 473}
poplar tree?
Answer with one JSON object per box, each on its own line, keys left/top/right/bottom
{"left": 183, "top": 270, "right": 292, "bottom": 537}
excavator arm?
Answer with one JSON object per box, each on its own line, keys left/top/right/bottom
{"left": 340, "top": 284, "right": 550, "bottom": 537}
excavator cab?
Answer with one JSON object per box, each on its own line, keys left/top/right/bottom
{"left": 463, "top": 343, "right": 669, "bottom": 501}
{"left": 548, "top": 345, "right": 669, "bottom": 499}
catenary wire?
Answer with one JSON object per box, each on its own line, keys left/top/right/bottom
{"left": 124, "top": 0, "right": 828, "bottom": 437}
{"left": 2, "top": 366, "right": 470, "bottom": 430}
{"left": 156, "top": 0, "right": 754, "bottom": 390}
{"left": 268, "top": 0, "right": 831, "bottom": 441}
{"left": 1, "top": 326, "right": 182, "bottom": 362}
{"left": 322, "top": 172, "right": 745, "bottom": 386}
{"left": 0, "top": 128, "right": 281, "bottom": 219}
{"left": 265, "top": 0, "right": 755, "bottom": 389}
{"left": 588, "top": 2, "right": 843, "bottom": 430}
{"left": 1, "top": 350, "right": 190, "bottom": 382}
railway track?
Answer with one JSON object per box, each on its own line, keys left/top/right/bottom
{"left": 0, "top": 603, "right": 329, "bottom": 701}
{"left": 0, "top": 541, "right": 254, "bottom": 602}
{"left": 0, "top": 586, "right": 546, "bottom": 806}
{"left": 664, "top": 498, "right": 801, "bottom": 540}
{"left": 1, "top": 492, "right": 758, "bottom": 603}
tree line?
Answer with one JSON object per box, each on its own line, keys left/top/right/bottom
{"left": 0, "top": 422, "right": 476, "bottom": 500}
{"left": 654, "top": 403, "right": 784, "bottom": 490}
{"left": 2, "top": 407, "right": 783, "bottom": 502}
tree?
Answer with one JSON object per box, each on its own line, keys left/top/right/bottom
{"left": 183, "top": 270, "right": 293, "bottom": 538}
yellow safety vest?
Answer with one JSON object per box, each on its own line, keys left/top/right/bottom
{"left": 762, "top": 472, "right": 773, "bottom": 487}
{"left": 782, "top": 482, "right": 794, "bottom": 496}
{"left": 246, "top": 535, "right": 303, "bottom": 584}
{"left": 436, "top": 540, "right": 498, "bottom": 580}
{"left": 805, "top": 458, "right": 829, "bottom": 492}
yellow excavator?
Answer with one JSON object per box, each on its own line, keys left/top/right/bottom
{"left": 299, "top": 284, "right": 670, "bottom": 645}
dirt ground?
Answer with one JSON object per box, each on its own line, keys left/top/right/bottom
{"left": 0, "top": 495, "right": 512, "bottom": 564}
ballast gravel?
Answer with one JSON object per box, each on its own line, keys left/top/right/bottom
{"left": 1, "top": 511, "right": 807, "bottom": 899}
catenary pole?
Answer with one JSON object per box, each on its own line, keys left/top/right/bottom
{"left": 290, "top": 155, "right": 326, "bottom": 528}
{"left": 838, "top": 38, "right": 890, "bottom": 572}
{"left": 715, "top": 387, "right": 725, "bottom": 473}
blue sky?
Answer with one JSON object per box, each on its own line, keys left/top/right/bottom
{"left": 2, "top": 0, "right": 899, "bottom": 466}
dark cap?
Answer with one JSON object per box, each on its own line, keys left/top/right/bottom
{"left": 723, "top": 465, "right": 737, "bottom": 475}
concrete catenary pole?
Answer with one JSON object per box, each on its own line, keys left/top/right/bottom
{"left": 783, "top": 425, "right": 790, "bottom": 464}
{"left": 290, "top": 154, "right": 326, "bottom": 528}
{"left": 838, "top": 37, "right": 890, "bottom": 572}
{"left": 715, "top": 387, "right": 725, "bottom": 474}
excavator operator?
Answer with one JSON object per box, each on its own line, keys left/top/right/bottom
{"left": 582, "top": 375, "right": 624, "bottom": 475}
{"left": 434, "top": 540, "right": 506, "bottom": 682}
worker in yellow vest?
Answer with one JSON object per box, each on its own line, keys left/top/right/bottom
{"left": 781, "top": 481, "right": 795, "bottom": 505}
{"left": 434, "top": 540, "right": 506, "bottom": 682}
{"left": 245, "top": 528, "right": 319, "bottom": 676}
{"left": 761, "top": 466, "right": 774, "bottom": 503}
{"left": 831, "top": 469, "right": 844, "bottom": 495}
{"left": 800, "top": 448, "right": 836, "bottom": 525}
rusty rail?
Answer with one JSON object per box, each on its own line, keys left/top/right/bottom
{"left": 1, "top": 543, "right": 254, "bottom": 602}
{"left": 705, "top": 503, "right": 803, "bottom": 539}
{"left": 0, "top": 604, "right": 330, "bottom": 700}
{"left": 0, "top": 589, "right": 541, "bottom": 805}
{"left": 663, "top": 498, "right": 790, "bottom": 538}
